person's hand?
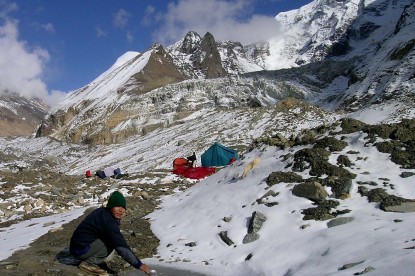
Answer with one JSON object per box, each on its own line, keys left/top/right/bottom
{"left": 139, "top": 263, "right": 150, "bottom": 274}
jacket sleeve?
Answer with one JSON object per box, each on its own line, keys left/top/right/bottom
{"left": 114, "top": 246, "right": 143, "bottom": 269}
{"left": 105, "top": 218, "right": 143, "bottom": 269}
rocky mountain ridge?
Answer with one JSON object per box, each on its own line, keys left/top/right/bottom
{"left": 33, "top": 0, "right": 415, "bottom": 146}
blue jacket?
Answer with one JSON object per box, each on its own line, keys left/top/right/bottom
{"left": 70, "top": 207, "right": 143, "bottom": 269}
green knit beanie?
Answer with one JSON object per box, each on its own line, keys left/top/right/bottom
{"left": 107, "top": 191, "right": 126, "bottom": 209}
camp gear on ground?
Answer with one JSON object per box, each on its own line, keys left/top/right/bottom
{"left": 96, "top": 170, "right": 106, "bottom": 179}
{"left": 103, "top": 167, "right": 115, "bottom": 178}
{"left": 172, "top": 166, "right": 216, "bottom": 180}
{"left": 95, "top": 168, "right": 127, "bottom": 179}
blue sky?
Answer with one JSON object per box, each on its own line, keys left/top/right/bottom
{"left": 0, "top": 0, "right": 312, "bottom": 104}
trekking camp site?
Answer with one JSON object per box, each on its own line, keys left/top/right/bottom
{"left": 2, "top": 118, "right": 415, "bottom": 275}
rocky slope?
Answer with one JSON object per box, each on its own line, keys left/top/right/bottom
{"left": 2, "top": 117, "right": 415, "bottom": 275}
{"left": 0, "top": 169, "right": 192, "bottom": 275}
{"left": 2, "top": 99, "right": 337, "bottom": 176}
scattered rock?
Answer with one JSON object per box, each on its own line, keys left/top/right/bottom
{"left": 242, "top": 232, "right": 260, "bottom": 244}
{"left": 300, "top": 224, "right": 310, "bottom": 229}
{"left": 337, "top": 155, "right": 353, "bottom": 167}
{"left": 321, "top": 177, "right": 353, "bottom": 199}
{"left": 264, "top": 202, "right": 278, "bottom": 207}
{"left": 247, "top": 211, "right": 266, "bottom": 234}
{"left": 372, "top": 119, "right": 415, "bottom": 169}
{"left": 77, "top": 197, "right": 85, "bottom": 205}
{"left": 266, "top": 171, "right": 303, "bottom": 186}
{"left": 338, "top": 260, "right": 365, "bottom": 270}
{"left": 253, "top": 134, "right": 293, "bottom": 149}
{"left": 359, "top": 187, "right": 415, "bottom": 212}
{"left": 292, "top": 148, "right": 356, "bottom": 178}
{"left": 357, "top": 181, "right": 378, "bottom": 186}
{"left": 294, "top": 129, "right": 317, "bottom": 145}
{"left": 301, "top": 200, "right": 341, "bottom": 221}
{"left": 327, "top": 217, "right": 354, "bottom": 228}
{"left": 256, "top": 190, "right": 279, "bottom": 205}
{"left": 314, "top": 136, "right": 348, "bottom": 152}
{"left": 338, "top": 118, "right": 367, "bottom": 134}
{"left": 400, "top": 172, "right": 415, "bottom": 178}
{"left": 23, "top": 204, "right": 32, "bottom": 214}
{"left": 382, "top": 202, "right": 415, "bottom": 213}
{"left": 140, "top": 191, "right": 151, "bottom": 200}
{"left": 292, "top": 182, "right": 329, "bottom": 202}
{"left": 35, "top": 199, "right": 45, "bottom": 207}
{"left": 354, "top": 266, "right": 375, "bottom": 275}
{"left": 43, "top": 221, "right": 55, "bottom": 227}
{"left": 177, "top": 140, "right": 186, "bottom": 146}
{"left": 245, "top": 253, "right": 253, "bottom": 261}
{"left": 49, "top": 227, "right": 64, "bottom": 233}
{"left": 219, "top": 231, "right": 234, "bottom": 246}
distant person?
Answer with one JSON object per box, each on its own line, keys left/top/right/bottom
{"left": 70, "top": 191, "right": 150, "bottom": 275}
{"left": 187, "top": 152, "right": 197, "bottom": 167}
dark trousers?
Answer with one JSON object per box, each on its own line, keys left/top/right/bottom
{"left": 79, "top": 239, "right": 113, "bottom": 265}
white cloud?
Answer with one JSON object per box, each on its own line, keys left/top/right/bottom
{"left": 41, "top": 22, "right": 54, "bottom": 33}
{"left": 126, "top": 31, "right": 133, "bottom": 43}
{"left": 0, "top": 19, "right": 64, "bottom": 106}
{"left": 45, "top": 89, "right": 67, "bottom": 106}
{"left": 0, "top": 1, "right": 18, "bottom": 20}
{"left": 113, "top": 8, "right": 131, "bottom": 28}
{"left": 96, "top": 26, "right": 106, "bottom": 38}
{"left": 32, "top": 21, "right": 55, "bottom": 33}
{"left": 153, "top": 0, "right": 281, "bottom": 46}
{"left": 146, "top": 5, "right": 156, "bottom": 16}
{"left": 141, "top": 5, "right": 156, "bottom": 26}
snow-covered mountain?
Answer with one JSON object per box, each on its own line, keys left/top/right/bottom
{"left": 0, "top": 91, "right": 49, "bottom": 136}
{"left": 35, "top": 0, "right": 415, "bottom": 147}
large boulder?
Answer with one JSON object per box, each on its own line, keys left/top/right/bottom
{"left": 292, "top": 181, "right": 329, "bottom": 201}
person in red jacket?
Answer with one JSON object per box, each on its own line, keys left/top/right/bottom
{"left": 70, "top": 191, "right": 150, "bottom": 275}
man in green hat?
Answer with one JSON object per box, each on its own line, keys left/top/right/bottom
{"left": 70, "top": 191, "right": 150, "bottom": 275}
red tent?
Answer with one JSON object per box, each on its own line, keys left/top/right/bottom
{"left": 173, "top": 158, "right": 191, "bottom": 170}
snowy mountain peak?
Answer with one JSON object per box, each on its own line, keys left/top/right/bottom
{"left": 180, "top": 31, "right": 202, "bottom": 54}
{"left": 35, "top": 0, "right": 415, "bottom": 146}
{"left": 272, "top": 0, "right": 362, "bottom": 66}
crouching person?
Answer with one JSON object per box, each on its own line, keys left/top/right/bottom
{"left": 70, "top": 191, "right": 150, "bottom": 275}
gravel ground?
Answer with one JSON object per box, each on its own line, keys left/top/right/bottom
{"left": 0, "top": 169, "right": 193, "bottom": 275}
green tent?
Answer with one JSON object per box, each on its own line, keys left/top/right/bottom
{"left": 201, "top": 142, "right": 238, "bottom": 167}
